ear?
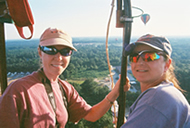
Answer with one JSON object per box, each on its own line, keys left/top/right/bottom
{"left": 164, "top": 58, "right": 172, "bottom": 72}
{"left": 38, "top": 47, "right": 42, "bottom": 58}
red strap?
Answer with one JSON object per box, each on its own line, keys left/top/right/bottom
{"left": 15, "top": 24, "right": 33, "bottom": 40}
{"left": 7, "top": 0, "right": 34, "bottom": 39}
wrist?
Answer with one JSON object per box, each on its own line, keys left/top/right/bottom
{"left": 105, "top": 95, "right": 114, "bottom": 105}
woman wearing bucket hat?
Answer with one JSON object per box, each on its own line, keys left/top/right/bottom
{"left": 0, "top": 28, "right": 130, "bottom": 128}
{"left": 121, "top": 34, "right": 190, "bottom": 128}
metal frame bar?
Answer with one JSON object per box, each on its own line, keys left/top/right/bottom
{"left": 0, "top": 22, "right": 7, "bottom": 95}
{"left": 117, "top": 0, "right": 132, "bottom": 127}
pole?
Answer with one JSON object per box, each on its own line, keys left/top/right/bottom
{"left": 117, "top": 0, "right": 132, "bottom": 127}
{"left": 0, "top": 22, "right": 7, "bottom": 95}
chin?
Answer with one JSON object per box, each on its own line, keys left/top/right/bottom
{"left": 58, "top": 69, "right": 65, "bottom": 75}
{"left": 136, "top": 78, "right": 147, "bottom": 83}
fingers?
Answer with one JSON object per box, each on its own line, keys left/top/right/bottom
{"left": 126, "top": 77, "right": 130, "bottom": 83}
{"left": 115, "top": 74, "right": 131, "bottom": 92}
{"left": 124, "top": 82, "right": 131, "bottom": 92}
{"left": 124, "top": 77, "right": 131, "bottom": 92}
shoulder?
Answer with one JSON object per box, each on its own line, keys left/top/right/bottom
{"left": 135, "top": 81, "right": 189, "bottom": 112}
{"left": 141, "top": 82, "right": 190, "bottom": 117}
{"left": 128, "top": 82, "right": 190, "bottom": 127}
{"left": 2, "top": 72, "right": 41, "bottom": 96}
{"left": 150, "top": 82, "right": 186, "bottom": 104}
{"left": 58, "top": 79, "right": 76, "bottom": 92}
{"left": 58, "top": 79, "right": 91, "bottom": 123}
{"left": 10, "top": 72, "right": 40, "bottom": 87}
{"left": 9, "top": 71, "right": 40, "bottom": 84}
{"left": 58, "top": 79, "right": 79, "bottom": 101}
{"left": 141, "top": 82, "right": 182, "bottom": 102}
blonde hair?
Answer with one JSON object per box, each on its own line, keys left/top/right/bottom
{"left": 164, "top": 56, "right": 185, "bottom": 93}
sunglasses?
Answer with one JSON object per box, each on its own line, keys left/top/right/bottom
{"left": 39, "top": 45, "right": 73, "bottom": 56}
{"left": 129, "top": 50, "right": 164, "bottom": 63}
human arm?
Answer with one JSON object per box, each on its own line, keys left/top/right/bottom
{"left": 0, "top": 79, "right": 31, "bottom": 128}
{"left": 84, "top": 76, "right": 130, "bottom": 122}
{"left": 0, "top": 92, "right": 21, "bottom": 128}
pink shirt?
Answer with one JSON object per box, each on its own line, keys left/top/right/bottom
{"left": 0, "top": 72, "right": 91, "bottom": 128}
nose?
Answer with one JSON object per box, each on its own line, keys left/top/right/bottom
{"left": 136, "top": 56, "right": 144, "bottom": 64}
{"left": 55, "top": 52, "right": 63, "bottom": 60}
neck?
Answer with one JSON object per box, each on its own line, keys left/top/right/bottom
{"left": 47, "top": 76, "right": 58, "bottom": 83}
{"left": 42, "top": 68, "right": 59, "bottom": 82}
{"left": 140, "top": 78, "right": 165, "bottom": 92}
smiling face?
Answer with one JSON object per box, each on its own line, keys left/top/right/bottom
{"left": 38, "top": 45, "right": 71, "bottom": 81}
{"left": 130, "top": 44, "right": 171, "bottom": 92}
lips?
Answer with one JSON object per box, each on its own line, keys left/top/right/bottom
{"left": 52, "top": 64, "right": 63, "bottom": 67}
{"left": 137, "top": 69, "right": 147, "bottom": 72}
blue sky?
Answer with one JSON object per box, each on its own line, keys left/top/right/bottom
{"left": 4, "top": 0, "right": 190, "bottom": 40}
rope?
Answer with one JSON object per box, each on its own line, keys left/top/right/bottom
{"left": 105, "top": 0, "right": 117, "bottom": 127}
